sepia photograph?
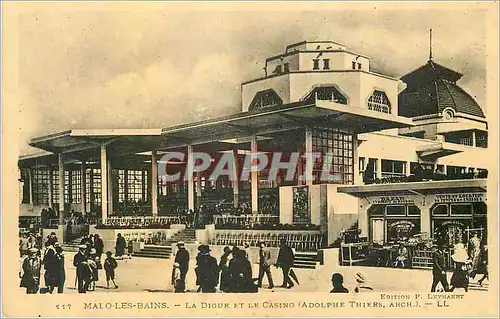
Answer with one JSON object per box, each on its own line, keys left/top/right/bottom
{"left": 2, "top": 1, "right": 499, "bottom": 318}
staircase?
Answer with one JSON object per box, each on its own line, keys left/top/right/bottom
{"left": 293, "top": 251, "right": 321, "bottom": 269}
{"left": 61, "top": 237, "right": 84, "bottom": 252}
{"left": 160, "top": 228, "right": 197, "bottom": 246}
{"left": 133, "top": 228, "right": 197, "bottom": 259}
{"left": 133, "top": 245, "right": 173, "bottom": 259}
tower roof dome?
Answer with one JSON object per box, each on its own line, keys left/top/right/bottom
{"left": 398, "top": 60, "right": 485, "bottom": 118}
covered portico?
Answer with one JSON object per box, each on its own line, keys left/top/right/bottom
{"left": 21, "top": 99, "right": 413, "bottom": 231}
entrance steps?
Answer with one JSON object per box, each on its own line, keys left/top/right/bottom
{"left": 133, "top": 245, "right": 172, "bottom": 259}
{"left": 293, "top": 251, "right": 321, "bottom": 269}
{"left": 133, "top": 228, "right": 197, "bottom": 259}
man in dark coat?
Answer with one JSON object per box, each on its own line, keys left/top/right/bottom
{"left": 276, "top": 239, "right": 295, "bottom": 289}
{"left": 115, "top": 233, "right": 126, "bottom": 258}
{"left": 174, "top": 241, "right": 190, "bottom": 291}
{"left": 43, "top": 241, "right": 59, "bottom": 293}
{"left": 195, "top": 245, "right": 219, "bottom": 293}
{"left": 431, "top": 244, "right": 450, "bottom": 292}
{"left": 73, "top": 244, "right": 90, "bottom": 293}
{"left": 94, "top": 234, "right": 104, "bottom": 259}
{"left": 228, "top": 248, "right": 255, "bottom": 293}
{"left": 257, "top": 242, "right": 274, "bottom": 289}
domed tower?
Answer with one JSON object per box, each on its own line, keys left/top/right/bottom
{"left": 398, "top": 31, "right": 488, "bottom": 148}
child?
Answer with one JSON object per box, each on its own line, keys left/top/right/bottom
{"left": 89, "top": 248, "right": 102, "bottom": 291}
{"left": 104, "top": 251, "right": 118, "bottom": 289}
{"left": 171, "top": 262, "right": 184, "bottom": 293}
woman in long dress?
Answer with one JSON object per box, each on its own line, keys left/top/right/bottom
{"left": 468, "top": 232, "right": 482, "bottom": 278}
{"left": 115, "top": 233, "right": 126, "bottom": 258}
{"left": 450, "top": 241, "right": 469, "bottom": 292}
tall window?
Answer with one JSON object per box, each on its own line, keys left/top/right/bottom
{"left": 313, "top": 59, "right": 320, "bottom": 70}
{"left": 310, "top": 127, "right": 354, "bottom": 185}
{"left": 248, "top": 89, "right": 283, "bottom": 111}
{"left": 71, "top": 170, "right": 82, "bottom": 204}
{"left": 323, "top": 59, "right": 330, "bottom": 70}
{"left": 33, "top": 168, "right": 49, "bottom": 204}
{"left": 127, "top": 170, "right": 145, "bottom": 201}
{"left": 64, "top": 170, "right": 70, "bottom": 204}
{"left": 476, "top": 132, "right": 488, "bottom": 148}
{"left": 86, "top": 168, "right": 101, "bottom": 207}
{"left": 367, "top": 90, "right": 391, "bottom": 114}
{"left": 52, "top": 170, "right": 59, "bottom": 204}
{"left": 118, "top": 170, "right": 126, "bottom": 202}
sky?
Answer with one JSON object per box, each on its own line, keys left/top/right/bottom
{"left": 14, "top": 3, "right": 489, "bottom": 155}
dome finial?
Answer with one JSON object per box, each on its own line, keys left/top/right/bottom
{"left": 429, "top": 28, "right": 433, "bottom": 61}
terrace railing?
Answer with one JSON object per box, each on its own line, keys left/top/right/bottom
{"left": 214, "top": 214, "right": 279, "bottom": 227}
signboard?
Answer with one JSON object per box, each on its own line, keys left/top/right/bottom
{"left": 371, "top": 196, "right": 415, "bottom": 204}
{"left": 434, "top": 193, "right": 485, "bottom": 203}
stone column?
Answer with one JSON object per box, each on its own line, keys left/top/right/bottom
{"left": 232, "top": 150, "right": 239, "bottom": 207}
{"left": 376, "top": 158, "right": 383, "bottom": 179}
{"left": 151, "top": 150, "right": 158, "bottom": 216}
{"left": 405, "top": 161, "right": 411, "bottom": 177}
{"left": 100, "top": 145, "right": 108, "bottom": 222}
{"left": 353, "top": 134, "right": 361, "bottom": 185}
{"left": 58, "top": 154, "right": 65, "bottom": 225}
{"left": 472, "top": 130, "right": 477, "bottom": 147}
{"left": 251, "top": 135, "right": 258, "bottom": 214}
{"left": 187, "top": 145, "right": 195, "bottom": 211}
{"left": 305, "top": 128, "right": 314, "bottom": 186}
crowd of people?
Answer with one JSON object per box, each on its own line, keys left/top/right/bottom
{"left": 430, "top": 232, "right": 489, "bottom": 292}
{"left": 171, "top": 239, "right": 297, "bottom": 293}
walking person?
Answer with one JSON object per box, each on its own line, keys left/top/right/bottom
{"left": 20, "top": 248, "right": 42, "bottom": 294}
{"left": 394, "top": 243, "right": 408, "bottom": 268}
{"left": 477, "top": 246, "right": 489, "bottom": 286}
{"left": 104, "top": 251, "right": 119, "bottom": 289}
{"left": 276, "top": 239, "right": 295, "bottom": 289}
{"left": 73, "top": 244, "right": 91, "bottom": 293}
{"left": 42, "top": 241, "right": 58, "bottom": 293}
{"left": 228, "top": 248, "right": 256, "bottom": 293}
{"left": 450, "top": 243, "right": 469, "bottom": 292}
{"left": 467, "top": 232, "right": 482, "bottom": 278}
{"left": 430, "top": 244, "right": 450, "bottom": 292}
{"left": 19, "top": 232, "right": 29, "bottom": 257}
{"left": 257, "top": 242, "right": 274, "bottom": 289}
{"left": 93, "top": 234, "right": 104, "bottom": 260}
{"left": 330, "top": 273, "right": 349, "bottom": 293}
{"left": 218, "top": 246, "right": 232, "bottom": 292}
{"left": 54, "top": 244, "right": 66, "bottom": 293}
{"left": 88, "top": 248, "right": 102, "bottom": 291}
{"left": 174, "top": 241, "right": 190, "bottom": 291}
{"left": 115, "top": 233, "right": 126, "bottom": 259}
{"left": 195, "top": 245, "right": 219, "bottom": 293}
{"left": 171, "top": 262, "right": 184, "bottom": 293}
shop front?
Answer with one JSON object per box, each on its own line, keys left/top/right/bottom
{"left": 337, "top": 179, "right": 487, "bottom": 269}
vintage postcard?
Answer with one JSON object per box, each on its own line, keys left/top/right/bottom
{"left": 2, "top": 1, "right": 499, "bottom": 318}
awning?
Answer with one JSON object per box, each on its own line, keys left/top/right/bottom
{"left": 159, "top": 100, "right": 413, "bottom": 149}
{"left": 26, "top": 100, "right": 413, "bottom": 157}
{"left": 337, "top": 179, "right": 487, "bottom": 197}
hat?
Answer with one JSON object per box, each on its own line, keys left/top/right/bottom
{"left": 198, "top": 244, "right": 210, "bottom": 252}
{"left": 54, "top": 242, "right": 60, "bottom": 247}
{"left": 50, "top": 232, "right": 56, "bottom": 236}
{"left": 106, "top": 251, "right": 113, "bottom": 255}
{"left": 177, "top": 241, "right": 185, "bottom": 246}
{"left": 78, "top": 244, "right": 87, "bottom": 249}
{"left": 355, "top": 272, "right": 366, "bottom": 284}
{"left": 173, "top": 262, "right": 180, "bottom": 268}
{"left": 90, "top": 248, "right": 97, "bottom": 254}
{"left": 29, "top": 248, "right": 38, "bottom": 253}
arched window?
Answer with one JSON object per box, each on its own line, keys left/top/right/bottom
{"left": 248, "top": 89, "right": 283, "bottom": 111}
{"left": 367, "top": 90, "right": 391, "bottom": 114}
{"left": 303, "top": 86, "right": 347, "bottom": 105}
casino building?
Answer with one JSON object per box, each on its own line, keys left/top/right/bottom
{"left": 18, "top": 40, "right": 489, "bottom": 266}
